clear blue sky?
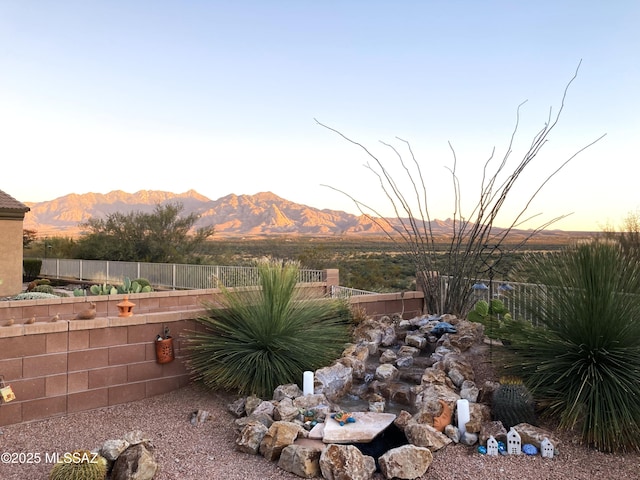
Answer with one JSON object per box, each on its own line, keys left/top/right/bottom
{"left": 1, "top": 1, "right": 638, "bottom": 231}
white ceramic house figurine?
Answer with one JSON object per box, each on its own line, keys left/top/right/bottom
{"left": 507, "top": 427, "right": 522, "bottom": 455}
{"left": 541, "top": 437, "right": 555, "bottom": 458}
{"left": 486, "top": 435, "right": 499, "bottom": 456}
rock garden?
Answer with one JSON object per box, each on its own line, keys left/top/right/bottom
{"left": 227, "top": 312, "right": 560, "bottom": 480}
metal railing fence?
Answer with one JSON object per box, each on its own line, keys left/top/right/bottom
{"left": 40, "top": 258, "right": 324, "bottom": 290}
{"left": 329, "top": 285, "right": 378, "bottom": 299}
{"left": 439, "top": 276, "right": 548, "bottom": 324}
{"left": 39, "top": 258, "right": 552, "bottom": 323}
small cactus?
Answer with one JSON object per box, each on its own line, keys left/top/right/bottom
{"left": 89, "top": 283, "right": 118, "bottom": 295}
{"left": 116, "top": 277, "right": 152, "bottom": 294}
{"left": 492, "top": 376, "right": 536, "bottom": 429}
{"left": 133, "top": 278, "right": 153, "bottom": 291}
{"left": 49, "top": 449, "right": 107, "bottom": 480}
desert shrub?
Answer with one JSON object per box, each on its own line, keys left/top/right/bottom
{"left": 186, "top": 258, "right": 352, "bottom": 398}
{"left": 504, "top": 240, "right": 640, "bottom": 452}
{"left": 23, "top": 258, "right": 42, "bottom": 282}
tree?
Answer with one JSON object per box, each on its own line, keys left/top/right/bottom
{"left": 75, "top": 202, "right": 214, "bottom": 263}
{"left": 23, "top": 229, "right": 37, "bottom": 248}
{"left": 317, "top": 63, "right": 605, "bottom": 317}
{"left": 603, "top": 209, "right": 640, "bottom": 264}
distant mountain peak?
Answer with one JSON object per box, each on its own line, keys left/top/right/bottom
{"left": 21, "top": 189, "right": 581, "bottom": 241}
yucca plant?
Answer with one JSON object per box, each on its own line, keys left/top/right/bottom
{"left": 186, "top": 258, "right": 352, "bottom": 398}
{"left": 504, "top": 240, "right": 640, "bottom": 452}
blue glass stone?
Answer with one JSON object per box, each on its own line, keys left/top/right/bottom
{"left": 477, "top": 445, "right": 487, "bottom": 455}
{"left": 522, "top": 444, "right": 538, "bottom": 456}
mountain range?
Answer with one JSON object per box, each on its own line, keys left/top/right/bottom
{"left": 23, "top": 189, "right": 587, "bottom": 241}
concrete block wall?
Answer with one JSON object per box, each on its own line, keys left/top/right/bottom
{"left": 350, "top": 290, "right": 425, "bottom": 319}
{"left": 0, "top": 286, "right": 424, "bottom": 427}
{"left": 0, "top": 312, "right": 200, "bottom": 426}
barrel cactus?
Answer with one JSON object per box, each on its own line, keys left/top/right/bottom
{"left": 491, "top": 376, "right": 536, "bottom": 429}
{"left": 49, "top": 450, "right": 107, "bottom": 480}
{"left": 34, "top": 284, "right": 55, "bottom": 294}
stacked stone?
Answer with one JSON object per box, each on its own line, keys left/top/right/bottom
{"left": 229, "top": 312, "right": 558, "bottom": 479}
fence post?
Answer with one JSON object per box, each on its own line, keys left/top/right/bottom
{"left": 172, "top": 264, "right": 176, "bottom": 290}
{"left": 324, "top": 269, "right": 339, "bottom": 296}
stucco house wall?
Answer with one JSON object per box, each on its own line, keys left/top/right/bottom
{"left": 0, "top": 190, "right": 30, "bottom": 297}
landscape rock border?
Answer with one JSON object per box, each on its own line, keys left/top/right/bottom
{"left": 227, "top": 313, "right": 561, "bottom": 479}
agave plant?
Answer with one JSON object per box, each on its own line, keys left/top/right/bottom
{"left": 186, "top": 258, "right": 351, "bottom": 398}
{"left": 505, "top": 240, "right": 640, "bottom": 452}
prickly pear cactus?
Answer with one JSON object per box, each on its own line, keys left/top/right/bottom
{"left": 491, "top": 376, "right": 536, "bottom": 429}
{"left": 49, "top": 450, "right": 107, "bottom": 480}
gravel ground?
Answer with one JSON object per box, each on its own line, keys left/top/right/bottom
{"left": 2, "top": 341, "right": 640, "bottom": 480}
{"left": 2, "top": 382, "right": 639, "bottom": 480}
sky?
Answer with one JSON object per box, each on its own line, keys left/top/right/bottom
{"left": 1, "top": 1, "right": 638, "bottom": 232}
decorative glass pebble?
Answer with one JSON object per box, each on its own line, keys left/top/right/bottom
{"left": 477, "top": 445, "right": 487, "bottom": 455}
{"left": 522, "top": 443, "right": 538, "bottom": 456}
{"left": 497, "top": 441, "right": 506, "bottom": 452}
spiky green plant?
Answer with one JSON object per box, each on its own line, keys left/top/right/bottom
{"left": 186, "top": 258, "right": 352, "bottom": 398}
{"left": 504, "top": 240, "right": 640, "bottom": 452}
{"left": 49, "top": 450, "right": 107, "bottom": 480}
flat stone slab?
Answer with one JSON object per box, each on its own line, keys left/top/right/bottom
{"left": 322, "top": 412, "right": 396, "bottom": 444}
{"left": 308, "top": 422, "right": 325, "bottom": 440}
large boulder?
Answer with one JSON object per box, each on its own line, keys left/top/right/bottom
{"left": 374, "top": 363, "right": 398, "bottom": 382}
{"left": 273, "top": 397, "right": 300, "bottom": 422}
{"left": 378, "top": 444, "right": 433, "bottom": 480}
{"left": 100, "top": 439, "right": 129, "bottom": 462}
{"left": 259, "top": 421, "right": 307, "bottom": 461}
{"left": 273, "top": 383, "right": 303, "bottom": 401}
{"left": 465, "top": 403, "right": 492, "bottom": 433}
{"left": 440, "top": 352, "right": 475, "bottom": 387}
{"left": 404, "top": 422, "right": 452, "bottom": 452}
{"left": 278, "top": 444, "right": 324, "bottom": 478}
{"left": 514, "top": 423, "right": 562, "bottom": 449}
{"left": 236, "top": 422, "right": 269, "bottom": 454}
{"left": 319, "top": 444, "right": 376, "bottom": 480}
{"left": 314, "top": 363, "right": 353, "bottom": 402}
{"left": 110, "top": 443, "right": 158, "bottom": 480}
